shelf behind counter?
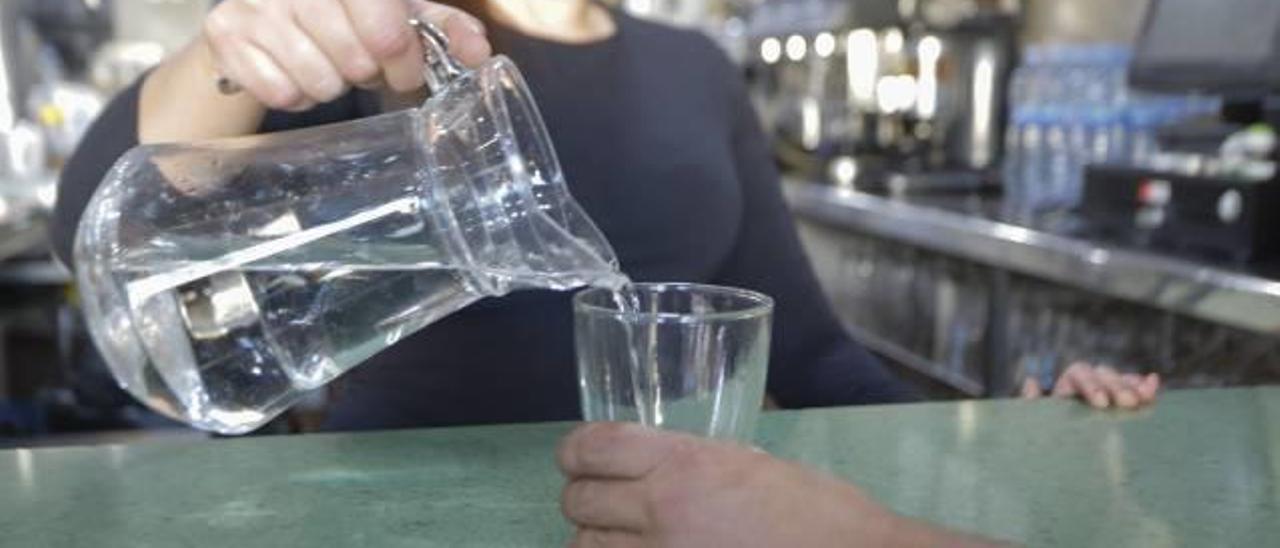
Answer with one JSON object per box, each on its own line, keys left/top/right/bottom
{"left": 783, "top": 178, "right": 1280, "bottom": 336}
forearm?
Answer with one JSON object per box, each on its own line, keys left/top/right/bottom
{"left": 138, "top": 37, "right": 267, "bottom": 144}
{"left": 884, "top": 514, "right": 1015, "bottom": 548}
{"left": 824, "top": 472, "right": 1010, "bottom": 548}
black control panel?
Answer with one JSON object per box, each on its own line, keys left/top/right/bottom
{"left": 1081, "top": 165, "right": 1280, "bottom": 263}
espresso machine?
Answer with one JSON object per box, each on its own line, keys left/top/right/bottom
{"left": 745, "top": 0, "right": 1016, "bottom": 191}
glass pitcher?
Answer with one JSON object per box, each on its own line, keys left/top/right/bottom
{"left": 73, "top": 21, "right": 623, "bottom": 434}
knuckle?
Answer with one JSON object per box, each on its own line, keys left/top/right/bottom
{"left": 563, "top": 481, "right": 603, "bottom": 522}
{"left": 559, "top": 482, "right": 581, "bottom": 520}
{"left": 263, "top": 86, "right": 303, "bottom": 110}
{"left": 560, "top": 423, "right": 614, "bottom": 472}
{"left": 663, "top": 437, "right": 696, "bottom": 465}
{"left": 575, "top": 442, "right": 611, "bottom": 473}
{"left": 589, "top": 421, "right": 631, "bottom": 441}
{"left": 576, "top": 423, "right": 623, "bottom": 462}
{"left": 364, "top": 26, "right": 412, "bottom": 59}
{"left": 668, "top": 438, "right": 713, "bottom": 473}
{"left": 571, "top": 529, "right": 606, "bottom": 548}
{"left": 312, "top": 76, "right": 346, "bottom": 101}
{"left": 203, "top": 9, "right": 236, "bottom": 42}
{"left": 647, "top": 482, "right": 694, "bottom": 526}
{"left": 386, "top": 74, "right": 424, "bottom": 93}
{"left": 556, "top": 435, "right": 579, "bottom": 473}
{"left": 341, "top": 57, "right": 380, "bottom": 83}
{"left": 265, "top": 0, "right": 293, "bottom": 17}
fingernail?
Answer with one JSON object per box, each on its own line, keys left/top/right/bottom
{"left": 1090, "top": 392, "right": 1109, "bottom": 408}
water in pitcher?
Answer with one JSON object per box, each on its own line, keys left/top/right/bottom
{"left": 75, "top": 41, "right": 639, "bottom": 434}
{"left": 97, "top": 194, "right": 654, "bottom": 434}
{"left": 103, "top": 206, "right": 629, "bottom": 434}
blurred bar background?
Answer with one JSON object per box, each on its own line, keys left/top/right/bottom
{"left": 2, "top": 0, "right": 1278, "bottom": 444}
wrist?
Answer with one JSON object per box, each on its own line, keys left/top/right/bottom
{"left": 139, "top": 36, "right": 267, "bottom": 144}
{"left": 824, "top": 482, "right": 906, "bottom": 547}
{"left": 880, "top": 512, "right": 1011, "bottom": 548}
{"left": 876, "top": 511, "right": 923, "bottom": 547}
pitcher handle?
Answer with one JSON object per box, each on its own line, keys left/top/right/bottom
{"left": 409, "top": 18, "right": 469, "bottom": 96}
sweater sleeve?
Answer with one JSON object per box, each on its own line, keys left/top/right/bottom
{"left": 712, "top": 63, "right": 919, "bottom": 407}
{"left": 51, "top": 79, "right": 143, "bottom": 266}
{"left": 51, "top": 79, "right": 368, "bottom": 266}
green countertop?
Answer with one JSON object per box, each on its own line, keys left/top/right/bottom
{"left": 2, "top": 387, "right": 1277, "bottom": 547}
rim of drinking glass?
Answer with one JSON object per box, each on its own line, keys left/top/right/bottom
{"left": 574, "top": 283, "right": 775, "bottom": 324}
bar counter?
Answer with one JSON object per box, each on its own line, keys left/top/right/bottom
{"left": 2, "top": 387, "right": 1277, "bottom": 546}
{"left": 784, "top": 179, "right": 1280, "bottom": 335}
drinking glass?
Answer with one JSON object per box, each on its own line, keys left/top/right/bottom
{"left": 574, "top": 283, "right": 773, "bottom": 442}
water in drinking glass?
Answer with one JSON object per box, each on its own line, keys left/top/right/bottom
{"left": 575, "top": 283, "right": 774, "bottom": 442}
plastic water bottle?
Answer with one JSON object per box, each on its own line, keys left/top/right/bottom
{"left": 1107, "top": 106, "right": 1131, "bottom": 163}
{"left": 1104, "top": 46, "right": 1133, "bottom": 107}
{"left": 1018, "top": 108, "right": 1048, "bottom": 211}
{"left": 1044, "top": 107, "right": 1073, "bottom": 210}
{"left": 1039, "top": 45, "right": 1072, "bottom": 106}
{"left": 1128, "top": 104, "right": 1163, "bottom": 167}
{"left": 1005, "top": 43, "right": 1146, "bottom": 213}
{"left": 1076, "top": 47, "right": 1114, "bottom": 107}
{"left": 1063, "top": 105, "right": 1092, "bottom": 205}
{"left": 1093, "top": 108, "right": 1123, "bottom": 164}
{"left": 1071, "top": 107, "right": 1118, "bottom": 205}
{"left": 1002, "top": 109, "right": 1025, "bottom": 196}
{"left": 1089, "top": 45, "right": 1132, "bottom": 107}
{"left": 1009, "top": 46, "right": 1049, "bottom": 109}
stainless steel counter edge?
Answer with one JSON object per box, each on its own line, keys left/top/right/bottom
{"left": 783, "top": 179, "right": 1280, "bottom": 335}
{"left": 0, "top": 221, "right": 47, "bottom": 264}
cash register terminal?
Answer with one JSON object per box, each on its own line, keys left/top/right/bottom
{"left": 1080, "top": 0, "right": 1280, "bottom": 263}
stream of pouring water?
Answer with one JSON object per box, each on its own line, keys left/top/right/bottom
{"left": 607, "top": 281, "right": 663, "bottom": 428}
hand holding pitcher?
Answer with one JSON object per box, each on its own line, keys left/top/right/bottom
{"left": 139, "top": 0, "right": 492, "bottom": 144}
